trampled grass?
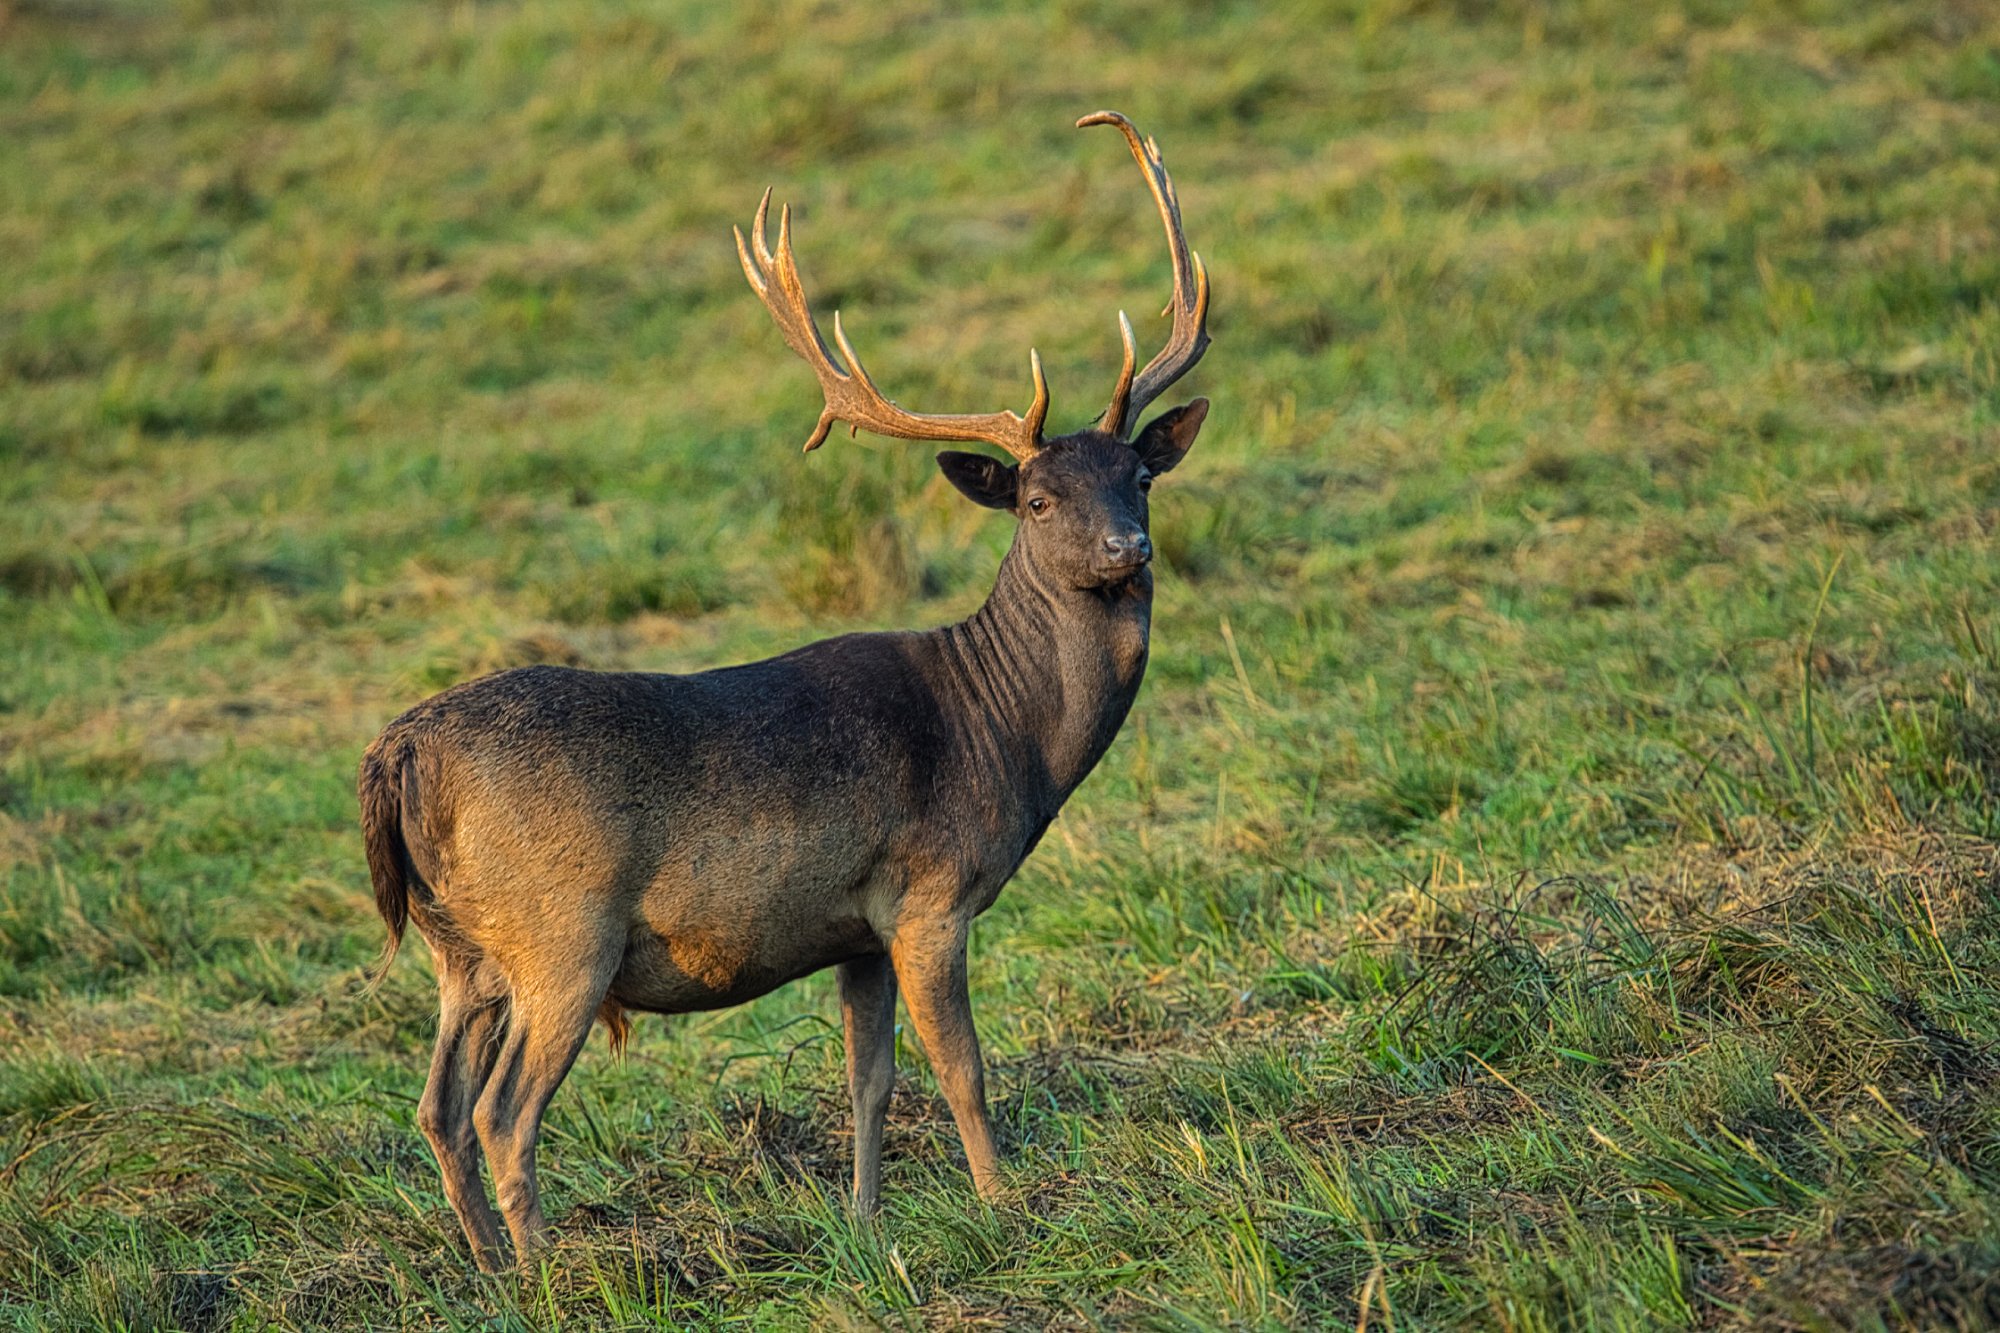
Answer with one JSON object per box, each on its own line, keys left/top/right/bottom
{"left": 4, "top": 0, "right": 2000, "bottom": 1327}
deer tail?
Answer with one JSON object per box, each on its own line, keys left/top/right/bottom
{"left": 358, "top": 741, "right": 411, "bottom": 986}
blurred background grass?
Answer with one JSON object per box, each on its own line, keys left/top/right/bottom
{"left": 4, "top": 0, "right": 2000, "bottom": 1327}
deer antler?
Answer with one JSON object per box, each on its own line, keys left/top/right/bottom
{"left": 1078, "top": 111, "right": 1211, "bottom": 441}
{"left": 736, "top": 190, "right": 1049, "bottom": 460}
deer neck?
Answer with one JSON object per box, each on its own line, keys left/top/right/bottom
{"left": 937, "top": 536, "right": 1153, "bottom": 807}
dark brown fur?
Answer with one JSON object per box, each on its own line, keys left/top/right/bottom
{"left": 365, "top": 104, "right": 1216, "bottom": 1274}
{"left": 359, "top": 413, "right": 1206, "bottom": 1271}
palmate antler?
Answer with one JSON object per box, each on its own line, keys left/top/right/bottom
{"left": 1078, "top": 111, "right": 1212, "bottom": 441}
{"left": 737, "top": 111, "right": 1208, "bottom": 457}
{"left": 735, "top": 191, "right": 1050, "bottom": 461}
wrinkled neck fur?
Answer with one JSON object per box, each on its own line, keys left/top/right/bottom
{"left": 934, "top": 531, "right": 1152, "bottom": 806}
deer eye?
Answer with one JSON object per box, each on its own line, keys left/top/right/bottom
{"left": 1026, "top": 496, "right": 1051, "bottom": 515}
{"left": 1137, "top": 473, "right": 1153, "bottom": 492}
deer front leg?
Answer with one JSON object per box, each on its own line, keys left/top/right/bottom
{"left": 890, "top": 915, "right": 1003, "bottom": 1202}
{"left": 837, "top": 953, "right": 897, "bottom": 1216}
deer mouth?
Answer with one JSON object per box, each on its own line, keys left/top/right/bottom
{"left": 1092, "top": 554, "right": 1154, "bottom": 587}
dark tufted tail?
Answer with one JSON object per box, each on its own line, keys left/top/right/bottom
{"left": 358, "top": 742, "right": 410, "bottom": 984}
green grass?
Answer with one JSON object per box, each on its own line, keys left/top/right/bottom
{"left": 5, "top": 0, "right": 2000, "bottom": 1326}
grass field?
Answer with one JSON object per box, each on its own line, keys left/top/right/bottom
{"left": 5, "top": 0, "right": 2000, "bottom": 1327}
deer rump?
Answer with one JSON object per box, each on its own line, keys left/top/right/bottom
{"left": 363, "top": 647, "right": 1047, "bottom": 1025}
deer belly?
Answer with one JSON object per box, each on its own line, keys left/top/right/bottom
{"left": 609, "top": 836, "right": 886, "bottom": 1013}
{"left": 608, "top": 906, "right": 879, "bottom": 1013}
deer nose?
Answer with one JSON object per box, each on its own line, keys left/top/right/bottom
{"left": 1104, "top": 532, "right": 1152, "bottom": 563}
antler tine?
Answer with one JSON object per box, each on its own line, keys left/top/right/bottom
{"left": 1078, "top": 111, "right": 1212, "bottom": 439}
{"left": 1102, "top": 310, "right": 1136, "bottom": 436}
{"left": 737, "top": 191, "right": 1048, "bottom": 460}
{"left": 736, "top": 195, "right": 842, "bottom": 450}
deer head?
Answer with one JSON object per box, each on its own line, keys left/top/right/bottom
{"left": 737, "top": 111, "right": 1211, "bottom": 590}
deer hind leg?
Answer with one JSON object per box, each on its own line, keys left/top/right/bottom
{"left": 418, "top": 959, "right": 510, "bottom": 1271}
{"left": 838, "top": 953, "right": 898, "bottom": 1216}
{"left": 471, "top": 948, "right": 616, "bottom": 1265}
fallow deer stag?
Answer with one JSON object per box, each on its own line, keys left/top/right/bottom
{"left": 359, "top": 111, "right": 1211, "bottom": 1270}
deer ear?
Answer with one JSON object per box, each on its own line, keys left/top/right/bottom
{"left": 937, "top": 451, "right": 1019, "bottom": 510}
{"left": 1132, "top": 398, "right": 1208, "bottom": 477}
